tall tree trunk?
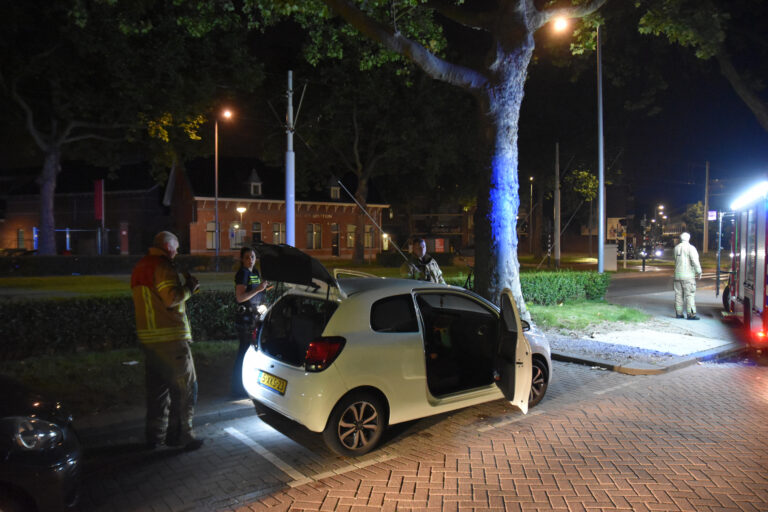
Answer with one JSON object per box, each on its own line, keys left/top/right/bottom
{"left": 38, "top": 147, "right": 61, "bottom": 255}
{"left": 478, "top": 42, "right": 535, "bottom": 322}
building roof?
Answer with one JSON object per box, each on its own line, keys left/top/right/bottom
{"left": 183, "top": 157, "right": 387, "bottom": 205}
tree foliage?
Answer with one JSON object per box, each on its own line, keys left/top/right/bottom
{"left": 0, "top": 0, "right": 262, "bottom": 253}
{"left": 635, "top": 0, "right": 768, "bottom": 134}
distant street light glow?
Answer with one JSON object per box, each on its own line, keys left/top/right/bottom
{"left": 553, "top": 17, "right": 568, "bottom": 32}
{"left": 731, "top": 180, "right": 768, "bottom": 210}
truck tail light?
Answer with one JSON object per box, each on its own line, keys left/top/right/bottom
{"left": 305, "top": 337, "right": 346, "bottom": 372}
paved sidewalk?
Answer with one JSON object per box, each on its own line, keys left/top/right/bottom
{"left": 77, "top": 309, "right": 746, "bottom": 446}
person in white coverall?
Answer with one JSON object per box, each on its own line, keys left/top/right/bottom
{"left": 673, "top": 232, "right": 702, "bottom": 320}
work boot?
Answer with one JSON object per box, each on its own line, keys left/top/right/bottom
{"left": 676, "top": 314, "right": 685, "bottom": 319}
{"left": 687, "top": 314, "right": 700, "bottom": 320}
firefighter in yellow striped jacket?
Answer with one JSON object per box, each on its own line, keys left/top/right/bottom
{"left": 131, "top": 231, "right": 203, "bottom": 451}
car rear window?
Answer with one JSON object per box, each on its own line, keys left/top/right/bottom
{"left": 371, "top": 295, "right": 418, "bottom": 332}
{"left": 259, "top": 295, "right": 338, "bottom": 366}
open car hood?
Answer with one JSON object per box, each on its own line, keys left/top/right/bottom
{"left": 256, "top": 243, "right": 340, "bottom": 293}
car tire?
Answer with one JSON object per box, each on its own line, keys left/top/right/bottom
{"left": 722, "top": 285, "right": 731, "bottom": 312}
{"left": 323, "top": 391, "right": 387, "bottom": 457}
{"left": 528, "top": 358, "right": 549, "bottom": 408}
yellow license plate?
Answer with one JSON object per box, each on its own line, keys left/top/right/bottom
{"left": 258, "top": 371, "right": 287, "bottom": 395}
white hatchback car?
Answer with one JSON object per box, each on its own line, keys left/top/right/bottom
{"left": 243, "top": 244, "right": 552, "bottom": 456}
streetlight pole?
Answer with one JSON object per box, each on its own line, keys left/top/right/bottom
{"left": 214, "top": 119, "right": 219, "bottom": 271}
{"left": 529, "top": 176, "right": 534, "bottom": 255}
{"left": 551, "top": 17, "right": 605, "bottom": 272}
{"left": 596, "top": 23, "right": 605, "bottom": 274}
{"left": 214, "top": 109, "right": 232, "bottom": 272}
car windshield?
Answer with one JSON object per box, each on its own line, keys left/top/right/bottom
{"left": 259, "top": 295, "right": 338, "bottom": 366}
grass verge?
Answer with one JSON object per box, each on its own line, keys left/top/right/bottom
{"left": 0, "top": 341, "right": 238, "bottom": 416}
{"left": 529, "top": 300, "right": 650, "bottom": 332}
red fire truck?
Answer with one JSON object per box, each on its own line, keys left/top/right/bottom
{"left": 722, "top": 180, "right": 768, "bottom": 351}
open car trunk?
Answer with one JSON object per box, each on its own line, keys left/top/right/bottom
{"left": 259, "top": 294, "right": 339, "bottom": 366}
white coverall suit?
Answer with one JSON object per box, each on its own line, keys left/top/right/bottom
{"left": 673, "top": 239, "right": 702, "bottom": 317}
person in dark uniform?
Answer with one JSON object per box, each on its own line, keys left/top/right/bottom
{"left": 232, "top": 246, "right": 268, "bottom": 398}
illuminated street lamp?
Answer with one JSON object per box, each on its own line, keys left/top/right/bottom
{"left": 553, "top": 17, "right": 606, "bottom": 272}
{"left": 214, "top": 109, "right": 233, "bottom": 271}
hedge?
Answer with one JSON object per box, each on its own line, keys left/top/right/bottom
{"left": 446, "top": 270, "right": 610, "bottom": 306}
{"left": 0, "top": 271, "right": 608, "bottom": 360}
{"left": 0, "top": 291, "right": 239, "bottom": 360}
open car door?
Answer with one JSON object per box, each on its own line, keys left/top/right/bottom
{"left": 493, "top": 288, "right": 532, "bottom": 414}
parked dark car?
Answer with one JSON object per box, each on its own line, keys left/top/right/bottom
{"left": 0, "top": 377, "right": 81, "bottom": 511}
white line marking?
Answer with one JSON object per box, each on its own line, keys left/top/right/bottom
{"left": 594, "top": 381, "right": 635, "bottom": 395}
{"left": 225, "top": 427, "right": 308, "bottom": 482}
{"left": 226, "top": 427, "right": 397, "bottom": 488}
{"left": 477, "top": 409, "right": 545, "bottom": 432}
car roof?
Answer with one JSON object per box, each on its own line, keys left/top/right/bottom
{"left": 337, "top": 277, "right": 481, "bottom": 299}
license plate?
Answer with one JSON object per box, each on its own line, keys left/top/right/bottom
{"left": 258, "top": 371, "right": 287, "bottom": 395}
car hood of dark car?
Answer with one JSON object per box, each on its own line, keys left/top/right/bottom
{"left": 0, "top": 375, "right": 74, "bottom": 424}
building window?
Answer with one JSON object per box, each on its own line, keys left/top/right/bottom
{"left": 346, "top": 224, "right": 356, "bottom": 248}
{"left": 17, "top": 229, "right": 24, "bottom": 249}
{"left": 206, "top": 222, "right": 217, "bottom": 250}
{"left": 364, "top": 225, "right": 373, "bottom": 248}
{"left": 230, "top": 222, "right": 246, "bottom": 249}
{"left": 272, "top": 223, "right": 285, "bottom": 244}
{"left": 250, "top": 182, "right": 262, "bottom": 196}
{"left": 306, "top": 223, "right": 322, "bottom": 249}
{"left": 330, "top": 186, "right": 340, "bottom": 200}
{"left": 252, "top": 222, "right": 262, "bottom": 244}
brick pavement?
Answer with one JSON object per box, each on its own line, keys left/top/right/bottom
{"left": 228, "top": 361, "right": 768, "bottom": 512}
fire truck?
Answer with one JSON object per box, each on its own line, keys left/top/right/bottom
{"left": 722, "top": 180, "right": 768, "bottom": 351}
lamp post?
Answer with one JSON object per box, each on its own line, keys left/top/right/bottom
{"left": 529, "top": 176, "right": 534, "bottom": 254}
{"left": 236, "top": 206, "right": 246, "bottom": 248}
{"left": 553, "top": 18, "right": 606, "bottom": 272}
{"left": 214, "top": 109, "right": 233, "bottom": 271}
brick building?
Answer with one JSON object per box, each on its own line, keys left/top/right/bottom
{"left": 179, "top": 158, "right": 389, "bottom": 258}
{"left": 0, "top": 159, "right": 389, "bottom": 258}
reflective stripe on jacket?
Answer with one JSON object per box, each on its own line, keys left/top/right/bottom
{"left": 131, "top": 247, "right": 192, "bottom": 344}
{"left": 674, "top": 241, "right": 702, "bottom": 280}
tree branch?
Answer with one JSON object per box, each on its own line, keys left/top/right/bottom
{"left": 530, "top": 0, "right": 609, "bottom": 31}
{"left": 10, "top": 79, "right": 49, "bottom": 151}
{"left": 425, "top": 0, "right": 494, "bottom": 31}
{"left": 321, "top": 0, "right": 489, "bottom": 90}
{"left": 715, "top": 51, "right": 768, "bottom": 134}
{"left": 62, "top": 133, "right": 124, "bottom": 145}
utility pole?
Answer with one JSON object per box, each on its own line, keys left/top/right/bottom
{"left": 596, "top": 24, "right": 606, "bottom": 274}
{"left": 703, "top": 161, "right": 710, "bottom": 254}
{"left": 285, "top": 71, "right": 296, "bottom": 247}
{"left": 554, "top": 143, "right": 561, "bottom": 269}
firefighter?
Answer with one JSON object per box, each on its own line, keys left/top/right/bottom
{"left": 673, "top": 232, "right": 702, "bottom": 320}
{"left": 405, "top": 238, "right": 446, "bottom": 284}
{"left": 131, "top": 231, "right": 203, "bottom": 451}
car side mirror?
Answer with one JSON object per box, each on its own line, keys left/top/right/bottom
{"left": 521, "top": 319, "right": 530, "bottom": 332}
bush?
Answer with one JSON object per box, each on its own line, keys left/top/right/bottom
{"left": 446, "top": 270, "right": 610, "bottom": 305}
{"left": 0, "top": 291, "right": 238, "bottom": 360}
{"left": 521, "top": 271, "right": 610, "bottom": 305}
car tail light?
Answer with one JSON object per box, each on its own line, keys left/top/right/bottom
{"left": 753, "top": 331, "right": 768, "bottom": 344}
{"left": 305, "top": 336, "right": 346, "bottom": 372}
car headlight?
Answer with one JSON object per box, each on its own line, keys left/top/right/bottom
{"left": 3, "top": 417, "right": 63, "bottom": 451}
{"left": 655, "top": 249, "right": 663, "bottom": 257}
